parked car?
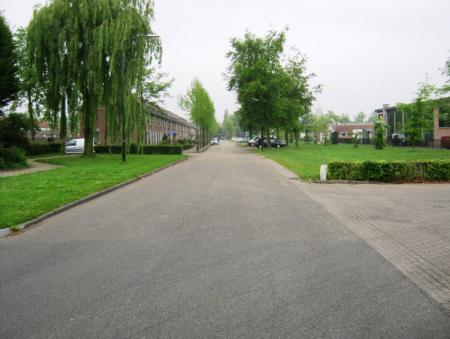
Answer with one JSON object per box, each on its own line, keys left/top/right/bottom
{"left": 248, "top": 136, "right": 260, "bottom": 146}
{"left": 256, "top": 137, "right": 286, "bottom": 148}
{"left": 65, "top": 138, "right": 85, "bottom": 154}
{"left": 392, "top": 133, "right": 407, "bottom": 146}
{"left": 210, "top": 137, "right": 219, "bottom": 145}
{"left": 65, "top": 138, "right": 96, "bottom": 154}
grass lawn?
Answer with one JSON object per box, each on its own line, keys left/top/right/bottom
{"left": 0, "top": 154, "right": 185, "bottom": 228}
{"left": 257, "top": 143, "right": 450, "bottom": 180}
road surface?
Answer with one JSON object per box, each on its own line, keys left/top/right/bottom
{"left": 1, "top": 141, "right": 449, "bottom": 338}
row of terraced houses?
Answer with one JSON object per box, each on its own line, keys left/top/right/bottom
{"left": 34, "top": 105, "right": 196, "bottom": 144}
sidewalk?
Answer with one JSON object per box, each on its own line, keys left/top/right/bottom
{"left": 298, "top": 182, "right": 450, "bottom": 313}
{"left": 0, "top": 159, "right": 60, "bottom": 177}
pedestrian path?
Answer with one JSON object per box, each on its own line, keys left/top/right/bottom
{"left": 0, "top": 158, "right": 60, "bottom": 177}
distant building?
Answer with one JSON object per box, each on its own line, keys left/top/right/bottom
{"left": 92, "top": 105, "right": 196, "bottom": 145}
{"left": 374, "top": 97, "right": 450, "bottom": 144}
{"left": 331, "top": 123, "right": 374, "bottom": 140}
{"left": 374, "top": 104, "right": 404, "bottom": 139}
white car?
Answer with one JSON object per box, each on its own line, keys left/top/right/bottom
{"left": 210, "top": 137, "right": 219, "bottom": 145}
{"left": 65, "top": 138, "right": 89, "bottom": 154}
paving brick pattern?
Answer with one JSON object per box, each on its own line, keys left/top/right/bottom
{"left": 298, "top": 183, "right": 450, "bottom": 313}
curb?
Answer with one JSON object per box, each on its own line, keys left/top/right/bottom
{"left": 0, "top": 156, "right": 188, "bottom": 239}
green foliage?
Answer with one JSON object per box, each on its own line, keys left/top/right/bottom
{"left": 27, "top": 0, "right": 160, "bottom": 154}
{"left": 12, "top": 27, "right": 45, "bottom": 140}
{"left": 259, "top": 143, "right": 450, "bottom": 180}
{"left": 374, "top": 121, "right": 386, "bottom": 149}
{"left": 352, "top": 133, "right": 360, "bottom": 148}
{"left": 222, "top": 110, "right": 236, "bottom": 137}
{"left": 0, "top": 14, "right": 19, "bottom": 113}
{"left": 0, "top": 145, "right": 28, "bottom": 169}
{"left": 25, "top": 142, "right": 62, "bottom": 156}
{"left": 95, "top": 144, "right": 182, "bottom": 154}
{"left": 398, "top": 83, "right": 435, "bottom": 149}
{"left": 328, "top": 160, "right": 450, "bottom": 182}
{"left": 354, "top": 112, "right": 367, "bottom": 123}
{"left": 179, "top": 79, "right": 216, "bottom": 147}
{"left": 0, "top": 113, "right": 30, "bottom": 148}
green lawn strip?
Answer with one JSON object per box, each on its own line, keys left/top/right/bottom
{"left": 256, "top": 144, "right": 450, "bottom": 180}
{"left": 0, "top": 154, "right": 184, "bottom": 228}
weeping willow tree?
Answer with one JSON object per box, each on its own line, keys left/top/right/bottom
{"left": 179, "top": 79, "right": 217, "bottom": 148}
{"left": 28, "top": 0, "right": 160, "bottom": 156}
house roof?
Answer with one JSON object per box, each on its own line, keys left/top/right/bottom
{"left": 148, "top": 104, "right": 195, "bottom": 129}
{"left": 333, "top": 123, "right": 374, "bottom": 132}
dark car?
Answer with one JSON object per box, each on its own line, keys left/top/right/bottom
{"left": 256, "top": 137, "right": 286, "bottom": 148}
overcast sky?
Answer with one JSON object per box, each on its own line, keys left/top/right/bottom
{"left": 2, "top": 0, "right": 450, "bottom": 122}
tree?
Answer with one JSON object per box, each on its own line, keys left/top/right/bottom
{"left": 226, "top": 30, "right": 286, "bottom": 147}
{"left": 354, "top": 111, "right": 367, "bottom": 123}
{"left": 398, "top": 82, "right": 435, "bottom": 150}
{"left": 222, "top": 110, "right": 235, "bottom": 137}
{"left": 373, "top": 121, "right": 386, "bottom": 149}
{"left": 279, "top": 50, "right": 317, "bottom": 146}
{"left": 0, "top": 113, "right": 29, "bottom": 148}
{"left": 0, "top": 14, "right": 19, "bottom": 115}
{"left": 179, "top": 79, "right": 216, "bottom": 148}
{"left": 13, "top": 27, "right": 45, "bottom": 140}
{"left": 28, "top": 0, "right": 159, "bottom": 156}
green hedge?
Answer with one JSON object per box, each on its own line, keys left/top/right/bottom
{"left": 328, "top": 160, "right": 450, "bottom": 182}
{"left": 25, "top": 142, "right": 62, "bottom": 156}
{"left": 95, "top": 144, "right": 183, "bottom": 155}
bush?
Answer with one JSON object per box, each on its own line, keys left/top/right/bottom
{"left": 374, "top": 122, "right": 386, "bottom": 150}
{"left": 142, "top": 145, "right": 182, "bottom": 154}
{"left": 129, "top": 143, "right": 138, "bottom": 154}
{"left": 95, "top": 144, "right": 183, "bottom": 155}
{"left": 24, "top": 142, "right": 62, "bottom": 156}
{"left": 0, "top": 113, "right": 30, "bottom": 149}
{"left": 0, "top": 145, "right": 27, "bottom": 169}
{"left": 328, "top": 160, "right": 450, "bottom": 182}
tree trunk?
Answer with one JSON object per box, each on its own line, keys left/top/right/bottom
{"left": 285, "top": 127, "right": 289, "bottom": 146}
{"left": 276, "top": 128, "right": 280, "bottom": 140}
{"left": 59, "top": 92, "right": 67, "bottom": 141}
{"left": 294, "top": 129, "right": 299, "bottom": 147}
{"left": 83, "top": 90, "right": 95, "bottom": 156}
{"left": 27, "top": 89, "right": 35, "bottom": 141}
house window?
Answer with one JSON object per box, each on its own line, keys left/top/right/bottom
{"left": 340, "top": 132, "right": 347, "bottom": 137}
{"left": 439, "top": 109, "right": 450, "bottom": 128}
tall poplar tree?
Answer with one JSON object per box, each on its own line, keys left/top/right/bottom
{"left": 179, "top": 79, "right": 217, "bottom": 148}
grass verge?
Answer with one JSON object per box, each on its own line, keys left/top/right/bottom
{"left": 0, "top": 154, "right": 185, "bottom": 228}
{"left": 256, "top": 143, "right": 450, "bottom": 180}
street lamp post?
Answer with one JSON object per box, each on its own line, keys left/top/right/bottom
{"left": 121, "top": 34, "right": 160, "bottom": 162}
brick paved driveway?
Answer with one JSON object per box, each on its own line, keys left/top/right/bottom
{"left": 298, "top": 182, "right": 450, "bottom": 313}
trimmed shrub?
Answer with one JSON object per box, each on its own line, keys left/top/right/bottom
{"left": 25, "top": 142, "right": 62, "bottom": 156}
{"left": 129, "top": 143, "right": 138, "bottom": 154}
{"left": 95, "top": 144, "right": 182, "bottom": 155}
{"left": 182, "top": 143, "right": 193, "bottom": 150}
{"left": 142, "top": 145, "right": 182, "bottom": 154}
{"left": 328, "top": 160, "right": 450, "bottom": 182}
{"left": 0, "top": 145, "right": 27, "bottom": 169}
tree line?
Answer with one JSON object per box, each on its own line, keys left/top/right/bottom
{"left": 225, "top": 30, "right": 319, "bottom": 147}
{"left": 0, "top": 0, "right": 174, "bottom": 156}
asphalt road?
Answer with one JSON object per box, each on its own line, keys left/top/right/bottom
{"left": 1, "top": 141, "right": 449, "bottom": 338}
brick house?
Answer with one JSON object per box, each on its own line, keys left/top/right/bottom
{"left": 95, "top": 105, "right": 196, "bottom": 145}
{"left": 332, "top": 123, "right": 374, "bottom": 140}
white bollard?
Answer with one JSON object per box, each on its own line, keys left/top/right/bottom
{"left": 320, "top": 164, "right": 327, "bottom": 182}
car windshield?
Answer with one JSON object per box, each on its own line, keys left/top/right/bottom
{"left": 66, "top": 140, "right": 76, "bottom": 146}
